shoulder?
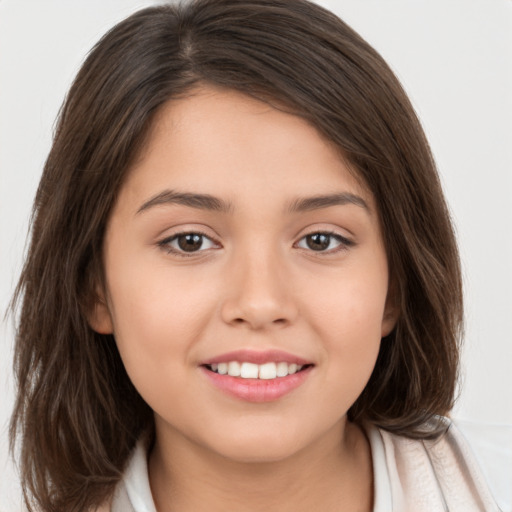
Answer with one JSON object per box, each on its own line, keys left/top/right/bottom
{"left": 369, "top": 417, "right": 510, "bottom": 512}
{"left": 93, "top": 431, "right": 155, "bottom": 512}
{"left": 93, "top": 481, "right": 137, "bottom": 512}
{"left": 107, "top": 431, "right": 156, "bottom": 512}
{"left": 454, "top": 418, "right": 512, "bottom": 512}
{"left": 92, "top": 495, "right": 113, "bottom": 512}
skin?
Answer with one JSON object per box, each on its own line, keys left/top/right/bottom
{"left": 90, "top": 85, "right": 398, "bottom": 512}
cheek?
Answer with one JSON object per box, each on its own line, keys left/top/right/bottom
{"left": 104, "top": 253, "right": 217, "bottom": 382}
{"left": 308, "top": 258, "right": 388, "bottom": 340}
{"left": 324, "top": 291, "right": 383, "bottom": 374}
{"left": 303, "top": 260, "right": 388, "bottom": 396}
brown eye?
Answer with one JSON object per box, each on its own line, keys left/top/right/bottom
{"left": 305, "top": 233, "right": 331, "bottom": 251}
{"left": 160, "top": 232, "right": 218, "bottom": 255}
{"left": 296, "top": 232, "right": 353, "bottom": 253}
{"left": 177, "top": 234, "right": 204, "bottom": 252}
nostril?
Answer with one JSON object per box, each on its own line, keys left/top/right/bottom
{"left": 230, "top": 317, "right": 288, "bottom": 327}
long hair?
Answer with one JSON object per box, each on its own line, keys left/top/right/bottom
{"left": 10, "top": 1, "right": 463, "bottom": 510}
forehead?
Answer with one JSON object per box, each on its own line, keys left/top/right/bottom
{"left": 120, "top": 85, "right": 373, "bottom": 213}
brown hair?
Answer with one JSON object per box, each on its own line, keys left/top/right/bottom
{"left": 10, "top": 0, "right": 463, "bottom": 510}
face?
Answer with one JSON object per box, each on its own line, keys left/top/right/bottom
{"left": 91, "top": 86, "right": 397, "bottom": 463}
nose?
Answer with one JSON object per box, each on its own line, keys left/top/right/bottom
{"left": 220, "top": 246, "right": 298, "bottom": 330}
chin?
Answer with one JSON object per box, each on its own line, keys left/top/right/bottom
{"left": 217, "top": 442, "right": 301, "bottom": 464}
{"left": 204, "top": 424, "right": 313, "bottom": 464}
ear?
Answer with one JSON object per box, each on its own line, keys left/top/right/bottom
{"left": 381, "top": 279, "right": 400, "bottom": 338}
{"left": 87, "top": 287, "right": 114, "bottom": 335}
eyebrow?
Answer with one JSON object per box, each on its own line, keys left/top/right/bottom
{"left": 286, "top": 192, "right": 369, "bottom": 213}
{"left": 137, "top": 190, "right": 233, "bottom": 215}
{"left": 136, "top": 189, "right": 369, "bottom": 216}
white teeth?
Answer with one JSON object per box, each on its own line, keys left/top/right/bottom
{"left": 227, "top": 361, "right": 241, "bottom": 377}
{"left": 276, "top": 362, "right": 288, "bottom": 377}
{"left": 209, "top": 361, "right": 307, "bottom": 379}
{"left": 240, "top": 362, "right": 259, "bottom": 378}
{"left": 259, "top": 362, "right": 277, "bottom": 380}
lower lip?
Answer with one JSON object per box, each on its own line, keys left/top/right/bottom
{"left": 201, "top": 366, "right": 313, "bottom": 403}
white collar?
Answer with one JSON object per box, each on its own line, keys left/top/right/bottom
{"left": 122, "top": 435, "right": 157, "bottom": 512}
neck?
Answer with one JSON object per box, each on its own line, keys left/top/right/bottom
{"left": 148, "top": 419, "right": 373, "bottom": 512}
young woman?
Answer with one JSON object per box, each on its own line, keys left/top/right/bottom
{"left": 9, "top": 1, "right": 502, "bottom": 511}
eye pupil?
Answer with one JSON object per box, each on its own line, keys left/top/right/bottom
{"left": 178, "top": 234, "right": 203, "bottom": 252}
{"left": 306, "top": 233, "right": 330, "bottom": 251}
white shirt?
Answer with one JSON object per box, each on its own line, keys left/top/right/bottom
{"left": 109, "top": 418, "right": 509, "bottom": 512}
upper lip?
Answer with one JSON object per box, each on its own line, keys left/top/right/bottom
{"left": 201, "top": 349, "right": 312, "bottom": 366}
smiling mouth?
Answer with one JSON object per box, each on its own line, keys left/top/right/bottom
{"left": 204, "top": 361, "right": 313, "bottom": 380}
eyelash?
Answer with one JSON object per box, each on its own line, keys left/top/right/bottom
{"left": 295, "top": 231, "right": 354, "bottom": 253}
{"left": 157, "top": 231, "right": 219, "bottom": 257}
{"left": 157, "top": 230, "right": 354, "bottom": 257}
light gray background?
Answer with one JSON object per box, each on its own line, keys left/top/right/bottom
{"left": 1, "top": 1, "right": 511, "bottom": 510}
